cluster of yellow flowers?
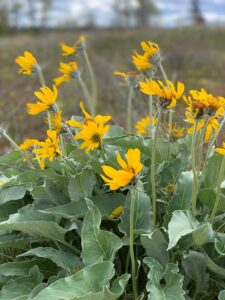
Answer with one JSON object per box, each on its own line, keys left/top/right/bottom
{"left": 15, "top": 36, "right": 225, "bottom": 192}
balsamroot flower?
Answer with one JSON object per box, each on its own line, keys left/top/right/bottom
{"left": 140, "top": 79, "right": 184, "bottom": 109}
{"left": 49, "top": 110, "right": 63, "bottom": 133}
{"left": 101, "top": 148, "right": 143, "bottom": 190}
{"left": 19, "top": 139, "right": 40, "bottom": 151}
{"left": 132, "top": 41, "right": 160, "bottom": 72}
{"left": 168, "top": 123, "right": 185, "bottom": 141}
{"left": 109, "top": 206, "right": 124, "bottom": 219}
{"left": 216, "top": 143, "right": 225, "bottom": 155}
{"left": 15, "top": 51, "right": 39, "bottom": 75}
{"left": 75, "top": 122, "right": 110, "bottom": 152}
{"left": 135, "top": 116, "right": 157, "bottom": 135}
{"left": 33, "top": 130, "right": 62, "bottom": 169}
{"left": 54, "top": 62, "right": 79, "bottom": 86}
{"left": 184, "top": 89, "right": 225, "bottom": 119}
{"left": 114, "top": 71, "right": 140, "bottom": 88}
{"left": 27, "top": 85, "right": 58, "bottom": 115}
{"left": 67, "top": 102, "right": 111, "bottom": 128}
{"left": 61, "top": 35, "right": 86, "bottom": 56}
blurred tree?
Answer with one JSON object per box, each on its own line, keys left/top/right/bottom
{"left": 10, "top": 0, "right": 22, "bottom": 30}
{"left": 135, "top": 0, "right": 158, "bottom": 28}
{"left": 40, "top": 0, "right": 53, "bottom": 29}
{"left": 191, "top": 0, "right": 205, "bottom": 24}
{"left": 0, "top": 1, "right": 9, "bottom": 33}
{"left": 27, "top": 0, "right": 37, "bottom": 28}
{"left": 112, "top": 0, "right": 135, "bottom": 28}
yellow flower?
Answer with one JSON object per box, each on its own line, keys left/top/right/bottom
{"left": 32, "top": 130, "right": 62, "bottom": 169}
{"left": 54, "top": 62, "right": 78, "bottom": 86}
{"left": 109, "top": 206, "right": 124, "bottom": 219}
{"left": 114, "top": 71, "right": 139, "bottom": 88}
{"left": 135, "top": 116, "right": 157, "bottom": 135}
{"left": 15, "top": 51, "right": 38, "bottom": 75}
{"left": 49, "top": 110, "right": 63, "bottom": 133}
{"left": 140, "top": 80, "right": 184, "bottom": 109}
{"left": 132, "top": 52, "right": 152, "bottom": 71}
{"left": 27, "top": 85, "right": 58, "bottom": 115}
{"left": 140, "top": 41, "right": 160, "bottom": 56}
{"left": 101, "top": 148, "right": 143, "bottom": 190}
{"left": 185, "top": 111, "right": 205, "bottom": 135}
{"left": 168, "top": 123, "right": 185, "bottom": 140}
{"left": 184, "top": 89, "right": 225, "bottom": 119}
{"left": 67, "top": 101, "right": 111, "bottom": 128}
{"left": 132, "top": 41, "right": 160, "bottom": 71}
{"left": 204, "top": 117, "right": 219, "bottom": 142}
{"left": 19, "top": 139, "right": 40, "bottom": 151}
{"left": 164, "top": 183, "right": 176, "bottom": 194}
{"left": 61, "top": 35, "right": 86, "bottom": 56}
{"left": 75, "top": 122, "right": 110, "bottom": 152}
{"left": 216, "top": 142, "right": 225, "bottom": 155}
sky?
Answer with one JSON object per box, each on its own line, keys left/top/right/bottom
{"left": 15, "top": 0, "right": 225, "bottom": 27}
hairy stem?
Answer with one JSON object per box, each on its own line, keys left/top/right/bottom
{"left": 151, "top": 110, "right": 162, "bottom": 227}
{"left": 191, "top": 121, "right": 199, "bottom": 216}
{"left": 83, "top": 50, "right": 97, "bottom": 113}
{"left": 129, "top": 187, "right": 138, "bottom": 299}
{"left": 127, "top": 88, "right": 134, "bottom": 133}
{"left": 78, "top": 76, "right": 95, "bottom": 117}
{"left": 210, "top": 155, "right": 225, "bottom": 224}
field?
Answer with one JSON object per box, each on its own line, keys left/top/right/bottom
{"left": 0, "top": 26, "right": 225, "bottom": 151}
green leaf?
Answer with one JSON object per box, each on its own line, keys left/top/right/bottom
{"left": 167, "top": 211, "right": 198, "bottom": 250}
{"left": 219, "top": 290, "right": 225, "bottom": 300}
{"left": 0, "top": 150, "right": 23, "bottom": 166}
{"left": 33, "top": 262, "right": 118, "bottom": 300}
{"left": 119, "top": 187, "right": 152, "bottom": 244}
{"left": 0, "top": 205, "right": 67, "bottom": 244}
{"left": 93, "top": 193, "right": 126, "bottom": 218}
{"left": 198, "top": 188, "right": 225, "bottom": 212}
{"left": 164, "top": 171, "right": 193, "bottom": 225}
{"left": 0, "top": 266, "right": 45, "bottom": 300}
{"left": 0, "top": 258, "right": 57, "bottom": 277}
{"left": 68, "top": 169, "right": 96, "bottom": 201}
{"left": 0, "top": 183, "right": 32, "bottom": 205}
{"left": 103, "top": 274, "right": 130, "bottom": 299}
{"left": 192, "top": 223, "right": 214, "bottom": 248}
{"left": 0, "top": 234, "right": 29, "bottom": 250}
{"left": 19, "top": 247, "right": 83, "bottom": 272}
{"left": 144, "top": 257, "right": 185, "bottom": 300}
{"left": 81, "top": 199, "right": 122, "bottom": 265}
{"left": 141, "top": 229, "right": 169, "bottom": 268}
{"left": 202, "top": 249, "right": 225, "bottom": 278}
{"left": 105, "top": 125, "right": 124, "bottom": 138}
{"left": 215, "top": 233, "right": 225, "bottom": 255}
{"left": 44, "top": 178, "right": 70, "bottom": 205}
{"left": 182, "top": 251, "right": 209, "bottom": 296}
{"left": 203, "top": 155, "right": 224, "bottom": 188}
{"left": 40, "top": 199, "right": 88, "bottom": 219}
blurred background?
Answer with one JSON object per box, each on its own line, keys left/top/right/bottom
{"left": 0, "top": 0, "right": 225, "bottom": 152}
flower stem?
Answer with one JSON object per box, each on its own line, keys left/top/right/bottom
{"left": 83, "top": 50, "right": 97, "bottom": 113}
{"left": 209, "top": 155, "right": 225, "bottom": 224}
{"left": 191, "top": 121, "right": 199, "bottom": 216}
{"left": 37, "top": 68, "right": 52, "bottom": 130}
{"left": 159, "top": 62, "right": 173, "bottom": 132}
{"left": 151, "top": 110, "right": 162, "bottom": 227}
{"left": 129, "top": 186, "right": 138, "bottom": 299}
{"left": 127, "top": 88, "right": 134, "bottom": 133}
{"left": 78, "top": 76, "right": 95, "bottom": 117}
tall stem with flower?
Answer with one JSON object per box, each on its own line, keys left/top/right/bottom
{"left": 191, "top": 121, "right": 199, "bottom": 216}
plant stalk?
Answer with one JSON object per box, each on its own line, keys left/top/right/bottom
{"left": 210, "top": 155, "right": 225, "bottom": 224}
{"left": 151, "top": 109, "right": 162, "bottom": 227}
{"left": 83, "top": 50, "right": 97, "bottom": 113}
{"left": 129, "top": 187, "right": 138, "bottom": 299}
{"left": 78, "top": 76, "right": 95, "bottom": 117}
{"left": 127, "top": 88, "right": 134, "bottom": 133}
{"left": 191, "top": 121, "right": 199, "bottom": 216}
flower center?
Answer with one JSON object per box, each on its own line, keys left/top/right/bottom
{"left": 91, "top": 133, "right": 101, "bottom": 143}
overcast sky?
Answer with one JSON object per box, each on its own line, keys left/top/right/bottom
{"left": 18, "top": 0, "right": 225, "bottom": 27}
